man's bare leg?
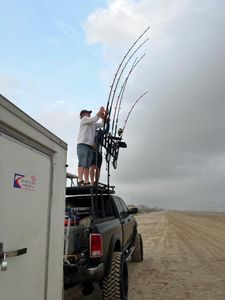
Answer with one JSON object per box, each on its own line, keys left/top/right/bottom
{"left": 90, "top": 165, "right": 95, "bottom": 185}
{"left": 78, "top": 166, "right": 84, "bottom": 183}
{"left": 84, "top": 168, "right": 90, "bottom": 184}
{"left": 96, "top": 168, "right": 101, "bottom": 183}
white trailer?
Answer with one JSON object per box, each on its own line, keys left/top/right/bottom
{"left": 0, "top": 94, "right": 67, "bottom": 300}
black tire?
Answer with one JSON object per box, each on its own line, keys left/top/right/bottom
{"left": 102, "top": 252, "right": 128, "bottom": 300}
{"left": 131, "top": 233, "right": 143, "bottom": 262}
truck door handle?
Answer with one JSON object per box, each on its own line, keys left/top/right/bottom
{"left": 0, "top": 242, "right": 27, "bottom": 271}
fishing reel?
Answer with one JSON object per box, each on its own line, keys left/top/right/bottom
{"left": 117, "top": 128, "right": 123, "bottom": 137}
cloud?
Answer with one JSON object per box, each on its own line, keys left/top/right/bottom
{"left": 85, "top": 0, "right": 225, "bottom": 210}
{"left": 85, "top": 0, "right": 190, "bottom": 51}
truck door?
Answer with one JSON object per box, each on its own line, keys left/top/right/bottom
{"left": 0, "top": 132, "right": 52, "bottom": 300}
{"left": 118, "top": 197, "right": 135, "bottom": 247}
{"left": 114, "top": 196, "right": 134, "bottom": 249}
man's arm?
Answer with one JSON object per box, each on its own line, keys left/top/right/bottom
{"left": 81, "top": 106, "right": 105, "bottom": 125}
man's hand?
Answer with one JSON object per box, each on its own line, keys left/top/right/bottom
{"left": 97, "top": 106, "right": 105, "bottom": 117}
{"left": 100, "top": 109, "right": 108, "bottom": 122}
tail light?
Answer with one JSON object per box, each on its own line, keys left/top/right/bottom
{"left": 89, "top": 234, "right": 103, "bottom": 258}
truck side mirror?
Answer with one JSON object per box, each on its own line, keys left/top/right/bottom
{"left": 128, "top": 207, "right": 138, "bottom": 215}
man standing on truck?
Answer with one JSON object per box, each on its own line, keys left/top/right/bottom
{"left": 77, "top": 107, "right": 105, "bottom": 186}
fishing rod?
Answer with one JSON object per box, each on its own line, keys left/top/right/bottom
{"left": 102, "top": 27, "right": 150, "bottom": 187}
{"left": 111, "top": 91, "right": 148, "bottom": 169}
{"left": 107, "top": 38, "right": 149, "bottom": 134}
{"left": 103, "top": 26, "right": 150, "bottom": 133}
{"left": 113, "top": 53, "right": 146, "bottom": 137}
{"left": 111, "top": 57, "right": 138, "bottom": 135}
{"left": 103, "top": 40, "right": 148, "bottom": 181}
{"left": 121, "top": 91, "right": 149, "bottom": 135}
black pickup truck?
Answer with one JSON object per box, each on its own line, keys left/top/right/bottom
{"left": 64, "top": 183, "right": 143, "bottom": 300}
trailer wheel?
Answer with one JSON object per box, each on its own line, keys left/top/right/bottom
{"left": 131, "top": 233, "right": 143, "bottom": 262}
{"left": 102, "top": 252, "right": 128, "bottom": 300}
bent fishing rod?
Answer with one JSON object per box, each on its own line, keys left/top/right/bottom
{"left": 121, "top": 91, "right": 149, "bottom": 135}
{"left": 111, "top": 56, "right": 138, "bottom": 135}
{"left": 113, "top": 53, "right": 146, "bottom": 137}
{"left": 111, "top": 91, "right": 148, "bottom": 169}
{"left": 104, "top": 26, "right": 150, "bottom": 133}
{"left": 102, "top": 27, "right": 150, "bottom": 187}
{"left": 107, "top": 38, "right": 148, "bottom": 133}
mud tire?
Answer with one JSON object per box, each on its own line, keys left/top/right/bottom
{"left": 131, "top": 233, "right": 143, "bottom": 262}
{"left": 102, "top": 252, "right": 128, "bottom": 300}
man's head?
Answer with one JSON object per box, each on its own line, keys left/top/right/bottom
{"left": 80, "top": 109, "right": 92, "bottom": 118}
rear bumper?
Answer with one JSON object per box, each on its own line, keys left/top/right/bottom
{"left": 81, "top": 263, "right": 104, "bottom": 282}
{"left": 64, "top": 262, "right": 104, "bottom": 286}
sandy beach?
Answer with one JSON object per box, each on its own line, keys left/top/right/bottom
{"left": 65, "top": 211, "right": 225, "bottom": 300}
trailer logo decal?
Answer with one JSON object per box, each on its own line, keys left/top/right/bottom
{"left": 14, "top": 173, "right": 37, "bottom": 191}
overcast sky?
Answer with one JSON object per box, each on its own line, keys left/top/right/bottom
{"left": 1, "top": 0, "right": 225, "bottom": 210}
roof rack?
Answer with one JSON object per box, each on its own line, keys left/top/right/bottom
{"left": 65, "top": 174, "right": 115, "bottom": 220}
{"left": 66, "top": 173, "right": 115, "bottom": 196}
{"left": 66, "top": 172, "right": 79, "bottom": 187}
{"left": 66, "top": 183, "right": 115, "bottom": 196}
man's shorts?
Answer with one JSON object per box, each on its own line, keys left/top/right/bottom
{"left": 77, "top": 144, "right": 93, "bottom": 168}
{"left": 91, "top": 150, "right": 102, "bottom": 168}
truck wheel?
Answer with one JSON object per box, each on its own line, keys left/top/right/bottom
{"left": 131, "top": 233, "right": 143, "bottom": 262}
{"left": 102, "top": 252, "right": 128, "bottom": 300}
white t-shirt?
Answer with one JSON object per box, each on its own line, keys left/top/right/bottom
{"left": 77, "top": 115, "right": 103, "bottom": 146}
